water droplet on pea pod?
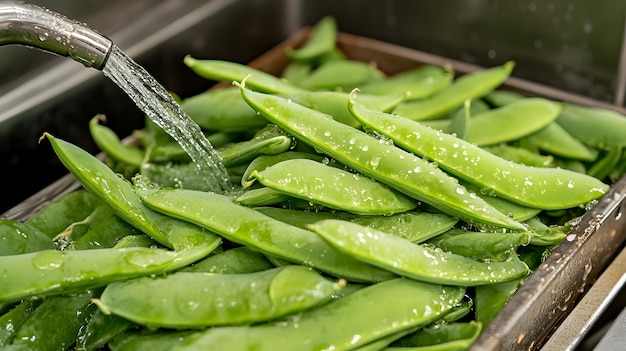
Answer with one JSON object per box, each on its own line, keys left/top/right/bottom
{"left": 31, "top": 250, "right": 65, "bottom": 270}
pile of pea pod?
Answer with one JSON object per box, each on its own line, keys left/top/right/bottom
{"left": 2, "top": 16, "right": 626, "bottom": 351}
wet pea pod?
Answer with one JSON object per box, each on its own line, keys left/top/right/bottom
{"left": 108, "top": 330, "right": 195, "bottom": 351}
{"left": 358, "top": 64, "right": 454, "bottom": 100}
{"left": 140, "top": 161, "right": 224, "bottom": 191}
{"left": 523, "top": 122, "right": 598, "bottom": 162}
{"left": 238, "top": 83, "right": 526, "bottom": 230}
{"left": 89, "top": 115, "right": 145, "bottom": 168}
{"left": 287, "top": 16, "right": 337, "bottom": 62}
{"left": 309, "top": 220, "right": 530, "bottom": 286}
{"left": 556, "top": 103, "right": 626, "bottom": 149}
{"left": 587, "top": 146, "right": 623, "bottom": 181}
{"left": 0, "top": 299, "right": 42, "bottom": 347}
{"left": 392, "top": 62, "right": 515, "bottom": 120}
{"left": 95, "top": 266, "right": 343, "bottom": 329}
{"left": 234, "top": 187, "right": 295, "bottom": 207}
{"left": 427, "top": 228, "right": 531, "bottom": 261}
{"left": 475, "top": 278, "right": 524, "bottom": 326}
{"left": 247, "top": 159, "right": 417, "bottom": 215}
{"left": 169, "top": 278, "right": 465, "bottom": 351}
{"left": 0, "top": 219, "right": 55, "bottom": 255}
{"left": 241, "top": 151, "right": 325, "bottom": 187}
{"left": 387, "top": 321, "right": 482, "bottom": 350}
{"left": 180, "top": 246, "right": 274, "bottom": 274}
{"left": 349, "top": 99, "right": 609, "bottom": 210}
{"left": 481, "top": 144, "right": 554, "bottom": 168}
{"left": 298, "top": 60, "right": 381, "bottom": 91}
{"left": 138, "top": 187, "right": 396, "bottom": 283}
{"left": 0, "top": 243, "right": 213, "bottom": 304}
{"left": 44, "top": 133, "right": 221, "bottom": 251}
{"left": 76, "top": 309, "right": 137, "bottom": 351}
{"left": 218, "top": 124, "right": 293, "bottom": 167}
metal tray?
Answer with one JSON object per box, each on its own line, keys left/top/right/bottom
{"left": 3, "top": 28, "right": 626, "bottom": 351}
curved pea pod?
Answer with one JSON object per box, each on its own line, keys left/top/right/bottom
{"left": 234, "top": 187, "right": 294, "bottom": 206}
{"left": 248, "top": 159, "right": 417, "bottom": 215}
{"left": 0, "top": 244, "right": 213, "bottom": 304}
{"left": 108, "top": 330, "right": 195, "bottom": 351}
{"left": 25, "top": 189, "right": 101, "bottom": 238}
{"left": 141, "top": 161, "right": 220, "bottom": 191}
{"left": 184, "top": 57, "right": 302, "bottom": 95}
{"left": 241, "top": 151, "right": 325, "bottom": 186}
{"left": 483, "top": 89, "right": 525, "bottom": 107}
{"left": 524, "top": 122, "right": 598, "bottom": 161}
{"left": 475, "top": 278, "right": 523, "bottom": 326}
{"left": 218, "top": 124, "right": 293, "bottom": 167}
{"left": 0, "top": 299, "right": 42, "bottom": 347}
{"left": 238, "top": 85, "right": 526, "bottom": 230}
{"left": 2, "top": 290, "right": 97, "bottom": 351}
{"left": 427, "top": 228, "right": 531, "bottom": 261}
{"left": 139, "top": 188, "right": 396, "bottom": 283}
{"left": 481, "top": 144, "right": 554, "bottom": 167}
{"left": 0, "top": 220, "right": 55, "bottom": 255}
{"left": 181, "top": 87, "right": 268, "bottom": 132}
{"left": 309, "top": 220, "right": 530, "bottom": 286}
{"left": 388, "top": 321, "right": 482, "bottom": 350}
{"left": 299, "top": 60, "right": 380, "bottom": 91}
{"left": 447, "top": 99, "right": 471, "bottom": 140}
{"left": 113, "top": 234, "right": 161, "bottom": 249}
{"left": 287, "top": 16, "right": 337, "bottom": 62}
{"left": 462, "top": 97, "right": 562, "bottom": 146}
{"left": 349, "top": 100, "right": 609, "bottom": 210}
{"left": 95, "top": 266, "right": 343, "bottom": 329}
{"left": 461, "top": 182, "right": 541, "bottom": 222}
{"left": 44, "top": 133, "right": 221, "bottom": 251}
{"left": 170, "top": 278, "right": 465, "bottom": 351}
{"left": 89, "top": 115, "right": 145, "bottom": 168}
{"left": 76, "top": 309, "right": 136, "bottom": 351}
{"left": 180, "top": 246, "right": 274, "bottom": 274}
{"left": 588, "top": 146, "right": 623, "bottom": 181}
{"left": 281, "top": 60, "right": 313, "bottom": 86}
{"left": 556, "top": 103, "right": 626, "bottom": 149}
{"left": 392, "top": 61, "right": 515, "bottom": 120}
{"left": 359, "top": 64, "right": 454, "bottom": 100}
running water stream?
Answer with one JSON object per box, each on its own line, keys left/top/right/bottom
{"left": 102, "top": 45, "right": 231, "bottom": 193}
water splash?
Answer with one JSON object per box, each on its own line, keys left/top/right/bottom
{"left": 102, "top": 46, "right": 231, "bottom": 193}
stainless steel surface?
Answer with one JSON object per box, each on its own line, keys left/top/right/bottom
{"left": 593, "top": 304, "right": 626, "bottom": 351}
{"left": 0, "top": 0, "right": 112, "bottom": 69}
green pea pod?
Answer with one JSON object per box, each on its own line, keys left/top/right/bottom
{"left": 481, "top": 144, "right": 554, "bottom": 167}
{"left": 0, "top": 299, "right": 42, "bottom": 347}
{"left": 76, "top": 309, "right": 136, "bottom": 351}
{"left": 299, "top": 60, "right": 379, "bottom": 91}
{"left": 249, "top": 159, "right": 417, "bottom": 215}
{"left": 2, "top": 290, "right": 97, "bottom": 351}
{"left": 524, "top": 122, "right": 598, "bottom": 161}
{"left": 0, "top": 244, "right": 213, "bottom": 304}
{"left": 349, "top": 100, "right": 609, "bottom": 210}
{"left": 388, "top": 321, "right": 482, "bottom": 350}
{"left": 309, "top": 219, "right": 530, "bottom": 286}
{"left": 180, "top": 246, "right": 274, "bottom": 274}
{"left": 238, "top": 84, "right": 525, "bottom": 230}
{"left": 392, "top": 62, "right": 515, "bottom": 120}
{"left": 89, "top": 115, "right": 145, "bottom": 168}
{"left": 181, "top": 86, "right": 268, "bottom": 132}
{"left": 556, "top": 103, "right": 626, "bottom": 149}
{"left": 96, "top": 266, "right": 343, "bottom": 329}
{"left": 44, "top": 133, "right": 221, "bottom": 251}
{"left": 427, "top": 228, "right": 531, "bottom": 261}
{"left": 139, "top": 187, "right": 396, "bottom": 283}
{"left": 281, "top": 60, "right": 313, "bottom": 86}
{"left": 448, "top": 99, "right": 471, "bottom": 140}
{"left": 108, "top": 330, "right": 195, "bottom": 351}
{"left": 113, "top": 234, "right": 161, "bottom": 249}
{"left": 25, "top": 189, "right": 101, "bottom": 238}
{"left": 588, "top": 146, "right": 623, "bottom": 181}
{"left": 184, "top": 57, "right": 302, "bottom": 95}
{"left": 141, "top": 161, "right": 220, "bottom": 191}
{"left": 475, "top": 278, "right": 523, "bottom": 326}
{"left": 359, "top": 65, "right": 453, "bottom": 100}
{"left": 219, "top": 124, "right": 293, "bottom": 167}
{"left": 242, "top": 151, "right": 325, "bottom": 186}
{"left": 483, "top": 89, "right": 525, "bottom": 107}
{"left": 234, "top": 187, "right": 295, "bottom": 206}
{"left": 287, "top": 16, "right": 337, "bottom": 61}
{"left": 0, "top": 219, "right": 55, "bottom": 255}
{"left": 524, "top": 216, "right": 570, "bottom": 246}
{"left": 169, "top": 278, "right": 465, "bottom": 351}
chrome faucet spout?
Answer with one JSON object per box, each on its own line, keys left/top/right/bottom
{"left": 0, "top": 0, "right": 112, "bottom": 69}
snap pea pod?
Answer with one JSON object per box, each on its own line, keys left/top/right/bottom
{"left": 180, "top": 246, "right": 274, "bottom": 274}
{"left": 0, "top": 299, "right": 42, "bottom": 347}
{"left": 241, "top": 151, "right": 325, "bottom": 186}
{"left": 483, "top": 89, "right": 525, "bottom": 107}
{"left": 96, "top": 266, "right": 343, "bottom": 329}
{"left": 89, "top": 115, "right": 145, "bottom": 168}
{"left": 349, "top": 100, "right": 609, "bottom": 210}
{"left": 238, "top": 84, "right": 526, "bottom": 230}
{"left": 108, "top": 330, "right": 195, "bottom": 351}
{"left": 481, "top": 144, "right": 554, "bottom": 168}
{"left": 2, "top": 290, "right": 97, "bottom": 351}
{"left": 181, "top": 86, "right": 268, "bottom": 132}
{"left": 281, "top": 60, "right": 313, "bottom": 86}
{"left": 0, "top": 219, "right": 55, "bottom": 255}
{"left": 170, "top": 278, "right": 465, "bottom": 351}
{"left": 427, "top": 228, "right": 531, "bottom": 261}
{"left": 359, "top": 65, "right": 453, "bottom": 100}
{"left": 139, "top": 187, "right": 397, "bottom": 282}
{"left": 387, "top": 321, "right": 482, "bottom": 350}
{"left": 556, "top": 103, "right": 626, "bottom": 149}
{"left": 475, "top": 278, "right": 523, "bottom": 326}
{"left": 141, "top": 161, "right": 220, "bottom": 191}
{"left": 448, "top": 99, "right": 471, "bottom": 140}
{"left": 113, "top": 234, "right": 161, "bottom": 249}
{"left": 0, "top": 244, "right": 213, "bottom": 304}
{"left": 392, "top": 62, "right": 515, "bottom": 120}
{"left": 287, "top": 16, "right": 337, "bottom": 62}
{"left": 25, "top": 189, "right": 100, "bottom": 238}
{"left": 44, "top": 133, "right": 221, "bottom": 251}
{"left": 234, "top": 187, "right": 294, "bottom": 206}
{"left": 299, "top": 60, "right": 380, "bottom": 91}
{"left": 588, "top": 146, "right": 622, "bottom": 181}
{"left": 76, "top": 309, "right": 136, "bottom": 351}
{"left": 524, "top": 122, "right": 598, "bottom": 161}
{"left": 249, "top": 159, "right": 417, "bottom": 215}
{"left": 309, "top": 220, "right": 530, "bottom": 286}
{"left": 218, "top": 124, "right": 293, "bottom": 167}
